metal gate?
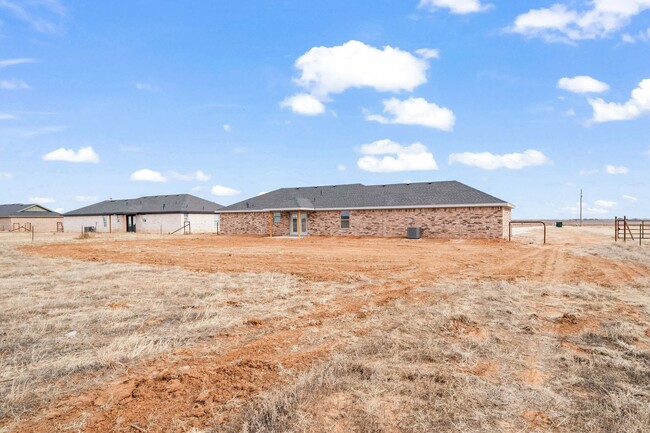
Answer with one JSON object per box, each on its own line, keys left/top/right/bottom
{"left": 615, "top": 216, "right": 648, "bottom": 245}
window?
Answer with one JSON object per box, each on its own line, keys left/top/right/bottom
{"left": 184, "top": 213, "right": 189, "bottom": 223}
{"left": 102, "top": 216, "right": 107, "bottom": 228}
{"left": 340, "top": 211, "right": 350, "bottom": 229}
{"left": 273, "top": 212, "right": 281, "bottom": 223}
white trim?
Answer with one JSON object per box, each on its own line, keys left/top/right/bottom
{"left": 219, "top": 203, "right": 514, "bottom": 213}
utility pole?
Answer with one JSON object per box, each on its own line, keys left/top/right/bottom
{"left": 579, "top": 189, "right": 583, "bottom": 227}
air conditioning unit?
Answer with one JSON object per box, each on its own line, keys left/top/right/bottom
{"left": 407, "top": 227, "right": 421, "bottom": 239}
{"left": 83, "top": 226, "right": 96, "bottom": 233}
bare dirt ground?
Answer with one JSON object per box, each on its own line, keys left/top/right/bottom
{"left": 1, "top": 226, "right": 649, "bottom": 432}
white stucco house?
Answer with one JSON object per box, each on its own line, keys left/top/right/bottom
{"left": 64, "top": 194, "right": 222, "bottom": 234}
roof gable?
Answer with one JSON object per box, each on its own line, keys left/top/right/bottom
{"left": 0, "top": 203, "right": 61, "bottom": 217}
{"left": 219, "top": 181, "right": 512, "bottom": 212}
{"left": 20, "top": 204, "right": 52, "bottom": 213}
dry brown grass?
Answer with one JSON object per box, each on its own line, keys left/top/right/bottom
{"left": 1, "top": 230, "right": 649, "bottom": 432}
{"left": 571, "top": 241, "right": 650, "bottom": 264}
{"left": 223, "top": 279, "right": 650, "bottom": 433}
{"left": 0, "top": 245, "right": 348, "bottom": 429}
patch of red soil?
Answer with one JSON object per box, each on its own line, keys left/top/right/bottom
{"left": 22, "top": 235, "right": 649, "bottom": 288}
{"left": 470, "top": 360, "right": 500, "bottom": 380}
{"left": 550, "top": 314, "right": 602, "bottom": 336}
{"left": 523, "top": 409, "right": 553, "bottom": 428}
{"left": 520, "top": 368, "right": 550, "bottom": 388}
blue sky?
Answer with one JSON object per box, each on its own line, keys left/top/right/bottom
{"left": 0, "top": 0, "right": 649, "bottom": 218}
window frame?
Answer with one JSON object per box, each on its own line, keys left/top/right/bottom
{"left": 340, "top": 210, "right": 350, "bottom": 229}
{"left": 273, "top": 212, "right": 281, "bottom": 223}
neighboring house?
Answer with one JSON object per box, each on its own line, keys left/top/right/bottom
{"left": 219, "top": 181, "right": 513, "bottom": 239}
{"left": 0, "top": 204, "right": 64, "bottom": 233}
{"left": 64, "top": 194, "right": 222, "bottom": 234}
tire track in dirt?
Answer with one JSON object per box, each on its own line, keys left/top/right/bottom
{"left": 12, "top": 234, "right": 650, "bottom": 432}
{"left": 8, "top": 275, "right": 418, "bottom": 432}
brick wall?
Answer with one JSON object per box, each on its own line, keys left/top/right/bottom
{"left": 220, "top": 211, "right": 291, "bottom": 236}
{"left": 221, "top": 206, "right": 511, "bottom": 239}
{"left": 309, "top": 207, "right": 508, "bottom": 239}
{"left": 0, "top": 217, "right": 63, "bottom": 233}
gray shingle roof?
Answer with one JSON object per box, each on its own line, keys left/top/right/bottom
{"left": 65, "top": 194, "right": 222, "bottom": 216}
{"left": 219, "top": 181, "right": 511, "bottom": 212}
{"left": 0, "top": 204, "right": 61, "bottom": 218}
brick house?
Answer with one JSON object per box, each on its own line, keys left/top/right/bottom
{"left": 219, "top": 181, "right": 513, "bottom": 239}
{"left": 64, "top": 194, "right": 222, "bottom": 234}
{"left": 0, "top": 203, "right": 64, "bottom": 233}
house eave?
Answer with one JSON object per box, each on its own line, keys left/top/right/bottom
{"left": 218, "top": 203, "right": 514, "bottom": 213}
{"left": 64, "top": 210, "right": 220, "bottom": 217}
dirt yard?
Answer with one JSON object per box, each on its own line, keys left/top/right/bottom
{"left": 1, "top": 226, "right": 649, "bottom": 432}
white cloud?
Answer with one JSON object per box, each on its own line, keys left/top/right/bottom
{"left": 0, "top": 58, "right": 36, "bottom": 68}
{"left": 211, "top": 184, "right": 241, "bottom": 196}
{"left": 415, "top": 48, "right": 440, "bottom": 59}
{"left": 589, "top": 79, "right": 650, "bottom": 122}
{"left": 130, "top": 169, "right": 168, "bottom": 182}
{"left": 359, "top": 139, "right": 411, "bottom": 155}
{"left": 0, "top": 0, "right": 66, "bottom": 33}
{"left": 448, "top": 149, "right": 550, "bottom": 170}
{"left": 28, "top": 196, "right": 55, "bottom": 204}
{"left": 134, "top": 82, "right": 159, "bottom": 92}
{"left": 0, "top": 78, "right": 30, "bottom": 90}
{"left": 169, "top": 170, "right": 211, "bottom": 182}
{"left": 0, "top": 113, "right": 17, "bottom": 120}
{"left": 604, "top": 164, "right": 629, "bottom": 174}
{"left": 623, "top": 26, "right": 650, "bottom": 43}
{"left": 594, "top": 199, "right": 617, "bottom": 208}
{"left": 337, "top": 164, "right": 346, "bottom": 172}
{"left": 0, "top": 172, "right": 13, "bottom": 180}
{"left": 15, "top": 125, "right": 67, "bottom": 137}
{"left": 42, "top": 146, "right": 99, "bottom": 163}
{"left": 419, "top": 0, "right": 492, "bottom": 14}
{"left": 54, "top": 207, "right": 64, "bottom": 213}
{"left": 366, "top": 97, "right": 455, "bottom": 131}
{"left": 75, "top": 195, "right": 98, "bottom": 202}
{"left": 256, "top": 191, "right": 268, "bottom": 196}
{"left": 510, "top": 1, "right": 650, "bottom": 43}
{"left": 557, "top": 76, "right": 609, "bottom": 93}
{"left": 232, "top": 146, "right": 246, "bottom": 154}
{"left": 586, "top": 206, "right": 609, "bottom": 215}
{"left": 623, "top": 194, "right": 638, "bottom": 201}
{"left": 622, "top": 33, "right": 637, "bottom": 42}
{"left": 280, "top": 93, "right": 326, "bottom": 115}
{"left": 195, "top": 170, "right": 210, "bottom": 182}
{"left": 292, "top": 40, "right": 429, "bottom": 99}
{"left": 223, "top": 124, "right": 232, "bottom": 133}
{"left": 357, "top": 139, "right": 439, "bottom": 173}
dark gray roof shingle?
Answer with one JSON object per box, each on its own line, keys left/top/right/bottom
{"left": 219, "top": 181, "right": 511, "bottom": 212}
{"left": 0, "top": 204, "right": 61, "bottom": 217}
{"left": 65, "top": 194, "right": 222, "bottom": 216}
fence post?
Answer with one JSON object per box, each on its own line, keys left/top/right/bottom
{"left": 614, "top": 216, "right": 618, "bottom": 242}
{"left": 623, "top": 216, "right": 627, "bottom": 242}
